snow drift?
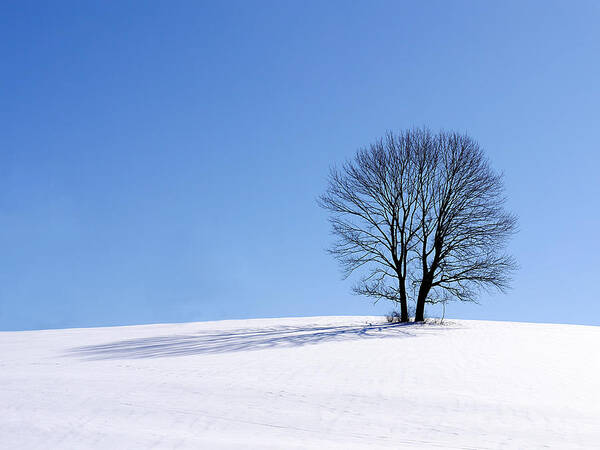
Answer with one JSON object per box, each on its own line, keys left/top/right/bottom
{"left": 1, "top": 316, "right": 599, "bottom": 449}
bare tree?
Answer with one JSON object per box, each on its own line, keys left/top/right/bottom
{"left": 410, "top": 131, "right": 517, "bottom": 321}
{"left": 319, "top": 128, "right": 517, "bottom": 322}
{"left": 317, "top": 132, "right": 418, "bottom": 322}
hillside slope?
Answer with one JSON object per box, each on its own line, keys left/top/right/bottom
{"left": 1, "top": 316, "right": 599, "bottom": 449}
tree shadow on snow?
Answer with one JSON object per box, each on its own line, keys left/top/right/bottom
{"left": 67, "top": 322, "right": 446, "bottom": 360}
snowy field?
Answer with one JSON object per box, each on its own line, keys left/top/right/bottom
{"left": 1, "top": 316, "right": 599, "bottom": 449}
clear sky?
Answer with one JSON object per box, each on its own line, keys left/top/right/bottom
{"left": 2, "top": 1, "right": 599, "bottom": 331}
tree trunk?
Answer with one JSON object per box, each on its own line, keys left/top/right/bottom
{"left": 399, "top": 278, "right": 409, "bottom": 323}
{"left": 414, "top": 278, "right": 432, "bottom": 322}
{"left": 400, "top": 299, "right": 409, "bottom": 323}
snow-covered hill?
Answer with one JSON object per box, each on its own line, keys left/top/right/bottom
{"left": 1, "top": 316, "right": 599, "bottom": 449}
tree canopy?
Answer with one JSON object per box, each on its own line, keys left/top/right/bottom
{"left": 319, "top": 128, "right": 517, "bottom": 322}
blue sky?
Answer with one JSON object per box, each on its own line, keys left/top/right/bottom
{"left": 2, "top": 1, "right": 599, "bottom": 330}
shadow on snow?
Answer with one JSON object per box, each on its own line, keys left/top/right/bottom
{"left": 67, "top": 322, "right": 441, "bottom": 360}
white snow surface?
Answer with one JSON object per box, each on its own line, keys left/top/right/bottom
{"left": 1, "top": 316, "right": 599, "bottom": 449}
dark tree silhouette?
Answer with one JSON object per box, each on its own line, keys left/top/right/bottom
{"left": 319, "top": 128, "right": 517, "bottom": 322}
{"left": 318, "top": 133, "right": 419, "bottom": 322}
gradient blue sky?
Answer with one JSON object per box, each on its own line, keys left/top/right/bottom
{"left": 2, "top": 1, "right": 599, "bottom": 331}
